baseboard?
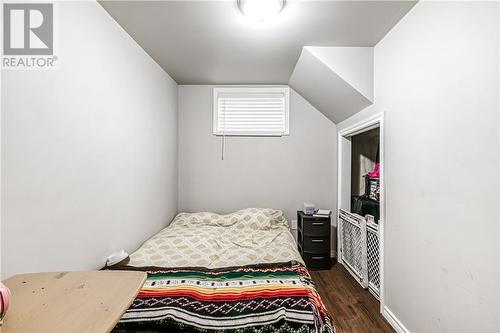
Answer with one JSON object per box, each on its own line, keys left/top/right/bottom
{"left": 382, "top": 306, "right": 410, "bottom": 333}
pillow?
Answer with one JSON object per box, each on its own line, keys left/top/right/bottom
{"left": 232, "top": 208, "right": 288, "bottom": 230}
{"left": 169, "top": 211, "right": 224, "bottom": 227}
{"left": 170, "top": 208, "right": 288, "bottom": 230}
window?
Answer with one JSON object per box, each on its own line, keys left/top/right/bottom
{"left": 213, "top": 87, "right": 289, "bottom": 136}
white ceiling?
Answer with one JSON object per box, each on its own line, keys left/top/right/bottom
{"left": 100, "top": 1, "right": 416, "bottom": 84}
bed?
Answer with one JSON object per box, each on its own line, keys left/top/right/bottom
{"left": 109, "top": 208, "right": 335, "bottom": 333}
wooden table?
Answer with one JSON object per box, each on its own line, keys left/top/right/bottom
{"left": 1, "top": 270, "right": 146, "bottom": 333}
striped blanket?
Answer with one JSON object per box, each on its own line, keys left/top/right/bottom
{"left": 111, "top": 261, "right": 334, "bottom": 333}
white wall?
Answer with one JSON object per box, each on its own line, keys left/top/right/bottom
{"left": 338, "top": 2, "right": 500, "bottom": 332}
{"left": 178, "top": 85, "right": 337, "bottom": 230}
{"left": 1, "top": 1, "right": 178, "bottom": 278}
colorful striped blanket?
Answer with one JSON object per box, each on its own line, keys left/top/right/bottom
{"left": 110, "top": 261, "right": 334, "bottom": 333}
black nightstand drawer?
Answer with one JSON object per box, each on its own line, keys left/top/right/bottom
{"left": 302, "top": 219, "right": 330, "bottom": 237}
{"left": 303, "top": 253, "right": 331, "bottom": 270}
{"left": 297, "top": 211, "right": 332, "bottom": 271}
{"left": 303, "top": 236, "right": 330, "bottom": 253}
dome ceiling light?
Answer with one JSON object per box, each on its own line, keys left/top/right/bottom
{"left": 238, "top": 0, "right": 285, "bottom": 23}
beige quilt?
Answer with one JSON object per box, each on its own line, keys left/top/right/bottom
{"left": 128, "top": 208, "right": 303, "bottom": 268}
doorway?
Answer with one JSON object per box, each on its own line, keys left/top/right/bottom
{"left": 337, "top": 113, "right": 385, "bottom": 313}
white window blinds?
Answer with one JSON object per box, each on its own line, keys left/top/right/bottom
{"left": 213, "top": 87, "right": 290, "bottom": 136}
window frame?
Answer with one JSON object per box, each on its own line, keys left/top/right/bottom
{"left": 212, "top": 87, "right": 290, "bottom": 137}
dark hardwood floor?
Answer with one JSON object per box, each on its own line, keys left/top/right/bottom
{"left": 310, "top": 263, "right": 395, "bottom": 333}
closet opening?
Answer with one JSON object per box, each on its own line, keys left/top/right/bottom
{"left": 351, "top": 127, "right": 380, "bottom": 224}
{"left": 337, "top": 114, "right": 385, "bottom": 313}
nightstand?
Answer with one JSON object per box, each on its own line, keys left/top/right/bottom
{"left": 297, "top": 211, "right": 331, "bottom": 270}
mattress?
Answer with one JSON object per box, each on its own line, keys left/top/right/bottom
{"left": 128, "top": 208, "right": 304, "bottom": 268}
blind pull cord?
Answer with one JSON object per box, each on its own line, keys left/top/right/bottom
{"left": 221, "top": 99, "right": 226, "bottom": 161}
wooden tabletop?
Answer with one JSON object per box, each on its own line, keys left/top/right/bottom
{"left": 1, "top": 270, "right": 146, "bottom": 333}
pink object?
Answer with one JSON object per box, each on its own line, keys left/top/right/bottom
{"left": 368, "top": 163, "right": 380, "bottom": 179}
{"left": 0, "top": 282, "right": 11, "bottom": 320}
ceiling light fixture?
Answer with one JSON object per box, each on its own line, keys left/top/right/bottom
{"left": 238, "top": 0, "right": 285, "bottom": 23}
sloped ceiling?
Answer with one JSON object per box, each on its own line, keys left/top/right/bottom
{"left": 99, "top": 0, "right": 417, "bottom": 84}
{"left": 289, "top": 47, "right": 374, "bottom": 123}
{"left": 307, "top": 46, "right": 374, "bottom": 102}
